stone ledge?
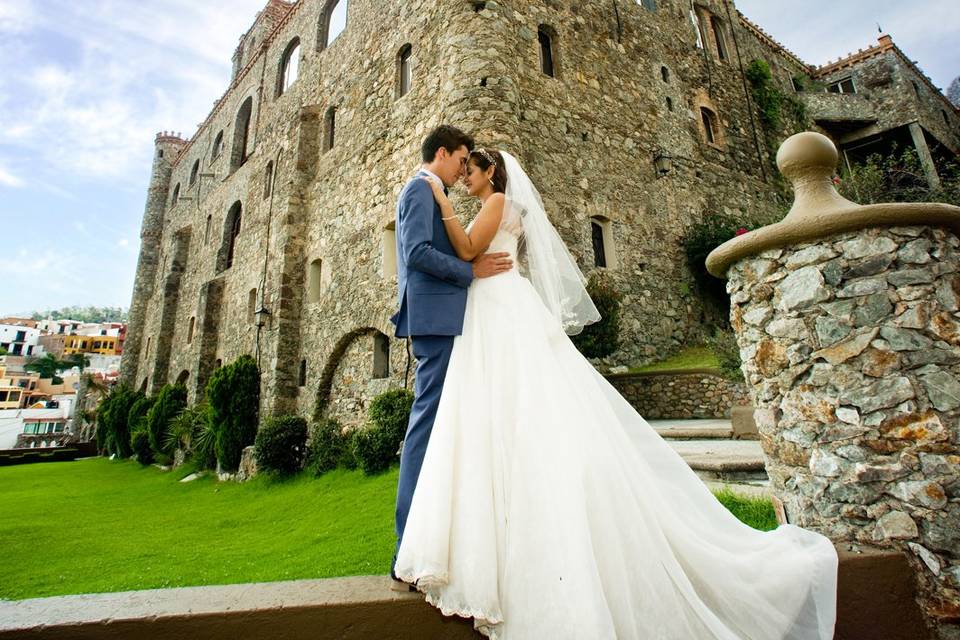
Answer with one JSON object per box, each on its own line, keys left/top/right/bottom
{"left": 0, "top": 549, "right": 930, "bottom": 640}
{"left": 0, "top": 576, "right": 478, "bottom": 640}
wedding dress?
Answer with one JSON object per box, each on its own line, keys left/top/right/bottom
{"left": 394, "top": 156, "right": 837, "bottom": 639}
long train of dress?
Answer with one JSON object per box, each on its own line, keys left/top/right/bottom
{"left": 395, "top": 226, "right": 837, "bottom": 639}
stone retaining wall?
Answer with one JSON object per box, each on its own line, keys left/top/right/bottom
{"left": 606, "top": 370, "right": 750, "bottom": 419}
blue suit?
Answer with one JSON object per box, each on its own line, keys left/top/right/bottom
{"left": 390, "top": 171, "right": 473, "bottom": 576}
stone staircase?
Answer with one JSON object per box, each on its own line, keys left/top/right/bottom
{"left": 649, "top": 418, "right": 770, "bottom": 489}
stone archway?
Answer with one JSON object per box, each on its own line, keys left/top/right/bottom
{"left": 312, "top": 327, "right": 399, "bottom": 424}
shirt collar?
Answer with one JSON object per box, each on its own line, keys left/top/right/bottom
{"left": 419, "top": 167, "right": 442, "bottom": 185}
{"left": 419, "top": 167, "right": 447, "bottom": 195}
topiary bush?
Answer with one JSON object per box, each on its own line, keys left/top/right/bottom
{"left": 126, "top": 393, "right": 154, "bottom": 449}
{"left": 571, "top": 274, "right": 623, "bottom": 359}
{"left": 254, "top": 415, "right": 308, "bottom": 476}
{"left": 130, "top": 428, "right": 153, "bottom": 465}
{"left": 144, "top": 383, "right": 187, "bottom": 459}
{"left": 352, "top": 389, "right": 414, "bottom": 475}
{"left": 97, "top": 385, "right": 138, "bottom": 458}
{"left": 206, "top": 355, "right": 261, "bottom": 472}
{"left": 305, "top": 417, "right": 349, "bottom": 476}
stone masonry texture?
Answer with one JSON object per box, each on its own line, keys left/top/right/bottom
{"left": 121, "top": 0, "right": 960, "bottom": 428}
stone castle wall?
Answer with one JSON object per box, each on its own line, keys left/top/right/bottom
{"left": 122, "top": 0, "right": 960, "bottom": 426}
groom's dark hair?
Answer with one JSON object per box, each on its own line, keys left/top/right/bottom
{"left": 422, "top": 125, "right": 475, "bottom": 163}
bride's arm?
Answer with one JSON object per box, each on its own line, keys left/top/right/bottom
{"left": 424, "top": 178, "right": 505, "bottom": 262}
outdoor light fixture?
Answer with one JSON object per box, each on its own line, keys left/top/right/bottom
{"left": 653, "top": 148, "right": 673, "bottom": 177}
{"left": 255, "top": 306, "right": 272, "bottom": 328}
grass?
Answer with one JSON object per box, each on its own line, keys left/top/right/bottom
{"left": 0, "top": 458, "right": 777, "bottom": 601}
{"left": 628, "top": 346, "right": 720, "bottom": 374}
{"left": 713, "top": 488, "right": 780, "bottom": 532}
{"left": 0, "top": 458, "right": 395, "bottom": 601}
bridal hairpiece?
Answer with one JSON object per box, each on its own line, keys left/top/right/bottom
{"left": 473, "top": 148, "right": 497, "bottom": 167}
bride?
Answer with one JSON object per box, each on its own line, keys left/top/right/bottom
{"left": 393, "top": 148, "right": 838, "bottom": 639}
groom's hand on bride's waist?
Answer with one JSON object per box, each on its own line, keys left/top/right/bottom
{"left": 473, "top": 252, "right": 512, "bottom": 278}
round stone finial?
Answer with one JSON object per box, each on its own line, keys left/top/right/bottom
{"left": 776, "top": 131, "right": 838, "bottom": 185}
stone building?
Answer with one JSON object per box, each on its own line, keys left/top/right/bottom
{"left": 121, "top": 0, "right": 960, "bottom": 425}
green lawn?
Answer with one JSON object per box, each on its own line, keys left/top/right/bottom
{"left": 1, "top": 458, "right": 776, "bottom": 601}
{"left": 629, "top": 346, "right": 720, "bottom": 374}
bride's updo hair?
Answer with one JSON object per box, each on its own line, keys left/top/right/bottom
{"left": 469, "top": 148, "right": 508, "bottom": 194}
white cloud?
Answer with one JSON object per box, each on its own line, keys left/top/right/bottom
{"left": 0, "top": 0, "right": 266, "bottom": 184}
{"left": 0, "top": 164, "right": 24, "bottom": 188}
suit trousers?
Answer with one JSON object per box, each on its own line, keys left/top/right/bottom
{"left": 393, "top": 334, "right": 456, "bottom": 574}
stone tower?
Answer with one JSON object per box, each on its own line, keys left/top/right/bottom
{"left": 120, "top": 131, "right": 187, "bottom": 392}
{"left": 122, "top": 0, "right": 960, "bottom": 425}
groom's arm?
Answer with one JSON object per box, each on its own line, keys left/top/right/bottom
{"left": 399, "top": 181, "right": 474, "bottom": 288}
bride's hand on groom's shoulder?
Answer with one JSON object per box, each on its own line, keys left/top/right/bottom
{"left": 421, "top": 177, "right": 446, "bottom": 203}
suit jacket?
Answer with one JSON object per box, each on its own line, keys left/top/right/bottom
{"left": 390, "top": 171, "right": 474, "bottom": 337}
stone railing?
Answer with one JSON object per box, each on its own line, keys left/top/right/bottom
{"left": 707, "top": 132, "right": 960, "bottom": 639}
{"left": 606, "top": 370, "right": 750, "bottom": 419}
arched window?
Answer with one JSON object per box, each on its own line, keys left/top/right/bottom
{"left": 218, "top": 201, "right": 243, "bottom": 272}
{"left": 590, "top": 216, "right": 616, "bottom": 269}
{"left": 710, "top": 16, "right": 728, "bottom": 60}
{"left": 943, "top": 110, "right": 950, "bottom": 127}
{"left": 397, "top": 44, "right": 413, "bottom": 98}
{"left": 382, "top": 221, "right": 397, "bottom": 278}
{"left": 231, "top": 96, "right": 254, "bottom": 171}
{"left": 176, "top": 370, "right": 189, "bottom": 385}
{"left": 263, "top": 161, "right": 274, "bottom": 200}
{"left": 189, "top": 159, "right": 200, "bottom": 186}
{"left": 247, "top": 288, "right": 257, "bottom": 324}
{"left": 171, "top": 183, "right": 181, "bottom": 207}
{"left": 666, "top": 96, "right": 673, "bottom": 112}
{"left": 212, "top": 130, "right": 224, "bottom": 160}
{"left": 187, "top": 317, "right": 195, "bottom": 344}
{"left": 700, "top": 107, "right": 719, "bottom": 145}
{"left": 277, "top": 37, "right": 301, "bottom": 97}
{"left": 660, "top": 66, "right": 669, "bottom": 83}
{"left": 307, "top": 258, "right": 325, "bottom": 302}
{"left": 373, "top": 332, "right": 390, "bottom": 379}
{"left": 204, "top": 214, "right": 212, "bottom": 244}
{"left": 298, "top": 359, "right": 307, "bottom": 387}
{"left": 323, "top": 106, "right": 337, "bottom": 152}
{"left": 145, "top": 336, "right": 151, "bottom": 358}
{"left": 538, "top": 25, "right": 556, "bottom": 77}
{"left": 318, "top": 0, "right": 348, "bottom": 51}
{"left": 139, "top": 377, "right": 148, "bottom": 393}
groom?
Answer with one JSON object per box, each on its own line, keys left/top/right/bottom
{"left": 389, "top": 125, "right": 512, "bottom": 589}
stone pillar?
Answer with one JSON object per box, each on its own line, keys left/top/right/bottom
{"left": 708, "top": 132, "right": 960, "bottom": 639}
{"left": 909, "top": 121, "right": 942, "bottom": 190}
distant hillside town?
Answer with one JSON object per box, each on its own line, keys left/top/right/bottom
{"left": 0, "top": 316, "right": 126, "bottom": 452}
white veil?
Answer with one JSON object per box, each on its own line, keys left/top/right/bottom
{"left": 500, "top": 150, "right": 600, "bottom": 335}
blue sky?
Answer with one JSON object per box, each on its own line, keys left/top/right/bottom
{"left": 0, "top": 1, "right": 957, "bottom": 317}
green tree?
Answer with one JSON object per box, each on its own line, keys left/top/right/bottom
{"left": 206, "top": 355, "right": 261, "bottom": 471}
{"left": 96, "top": 385, "right": 138, "bottom": 457}
{"left": 24, "top": 353, "right": 74, "bottom": 384}
{"left": 144, "top": 384, "right": 187, "bottom": 459}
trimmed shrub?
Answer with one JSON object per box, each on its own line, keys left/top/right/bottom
{"left": 206, "top": 355, "right": 261, "bottom": 471}
{"left": 254, "top": 415, "right": 308, "bottom": 475}
{"left": 130, "top": 429, "right": 153, "bottom": 465}
{"left": 352, "top": 389, "right": 414, "bottom": 475}
{"left": 571, "top": 274, "right": 623, "bottom": 359}
{"left": 145, "top": 383, "right": 187, "bottom": 459}
{"left": 305, "top": 418, "right": 349, "bottom": 476}
{"left": 126, "top": 394, "right": 154, "bottom": 446}
{"left": 97, "top": 385, "right": 138, "bottom": 458}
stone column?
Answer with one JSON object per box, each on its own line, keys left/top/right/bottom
{"left": 909, "top": 121, "right": 942, "bottom": 190}
{"left": 707, "top": 132, "right": 960, "bottom": 639}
